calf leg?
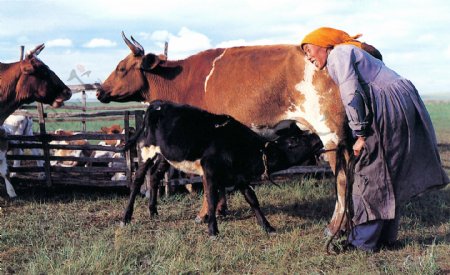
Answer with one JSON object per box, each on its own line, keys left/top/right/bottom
{"left": 240, "top": 185, "right": 275, "bottom": 234}
{"left": 148, "top": 156, "right": 170, "bottom": 216}
{"left": 203, "top": 175, "right": 219, "bottom": 236}
{"left": 122, "top": 158, "right": 153, "bottom": 224}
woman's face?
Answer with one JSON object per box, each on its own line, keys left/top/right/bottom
{"left": 302, "top": 44, "right": 329, "bottom": 70}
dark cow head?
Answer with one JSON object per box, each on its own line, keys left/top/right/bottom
{"left": 96, "top": 32, "right": 167, "bottom": 103}
{"left": 267, "top": 120, "right": 323, "bottom": 168}
{"left": 17, "top": 44, "right": 72, "bottom": 107}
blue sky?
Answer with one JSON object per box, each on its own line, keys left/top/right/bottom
{"left": 1, "top": 0, "right": 449, "bottom": 101}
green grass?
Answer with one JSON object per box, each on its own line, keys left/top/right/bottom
{"left": 1, "top": 179, "right": 449, "bottom": 274}
{"left": 1, "top": 101, "right": 449, "bottom": 274}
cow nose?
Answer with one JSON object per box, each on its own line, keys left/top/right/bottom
{"left": 64, "top": 88, "right": 72, "bottom": 99}
{"left": 96, "top": 88, "right": 103, "bottom": 98}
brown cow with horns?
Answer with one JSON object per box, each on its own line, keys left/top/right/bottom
{"left": 1, "top": 44, "right": 72, "bottom": 197}
{"left": 97, "top": 32, "right": 358, "bottom": 236}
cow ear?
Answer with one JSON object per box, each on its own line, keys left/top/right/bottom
{"left": 20, "top": 60, "right": 35, "bottom": 74}
{"left": 141, "top": 53, "right": 162, "bottom": 71}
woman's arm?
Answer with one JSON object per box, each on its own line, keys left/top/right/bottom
{"left": 327, "top": 46, "right": 369, "bottom": 138}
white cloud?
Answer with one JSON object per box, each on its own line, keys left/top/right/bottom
{"left": 445, "top": 45, "right": 450, "bottom": 59}
{"left": 142, "top": 27, "right": 212, "bottom": 59}
{"left": 150, "top": 31, "right": 170, "bottom": 41}
{"left": 46, "top": 38, "right": 73, "bottom": 47}
{"left": 83, "top": 38, "right": 117, "bottom": 48}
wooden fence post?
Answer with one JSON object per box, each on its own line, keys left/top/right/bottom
{"left": 20, "top": 45, "right": 24, "bottom": 61}
{"left": 124, "top": 111, "right": 132, "bottom": 187}
{"left": 37, "top": 103, "right": 52, "bottom": 187}
{"left": 164, "top": 41, "right": 168, "bottom": 58}
{"left": 82, "top": 90, "right": 87, "bottom": 132}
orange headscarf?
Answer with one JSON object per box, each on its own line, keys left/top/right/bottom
{"left": 300, "top": 27, "right": 363, "bottom": 50}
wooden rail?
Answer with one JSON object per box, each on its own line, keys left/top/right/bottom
{"left": 6, "top": 101, "right": 145, "bottom": 188}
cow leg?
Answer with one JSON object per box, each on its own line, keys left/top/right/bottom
{"left": 1, "top": 149, "right": 16, "bottom": 198}
{"left": 239, "top": 185, "right": 275, "bottom": 234}
{"left": 148, "top": 156, "right": 170, "bottom": 217}
{"left": 195, "top": 186, "right": 227, "bottom": 223}
{"left": 122, "top": 158, "right": 153, "bottom": 225}
{"left": 326, "top": 149, "right": 349, "bottom": 236}
{"left": 1, "top": 174, "right": 17, "bottom": 198}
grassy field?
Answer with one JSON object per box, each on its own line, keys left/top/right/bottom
{"left": 1, "top": 102, "right": 449, "bottom": 274}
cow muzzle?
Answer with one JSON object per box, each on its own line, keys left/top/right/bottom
{"left": 52, "top": 88, "right": 72, "bottom": 108}
{"left": 96, "top": 88, "right": 110, "bottom": 103}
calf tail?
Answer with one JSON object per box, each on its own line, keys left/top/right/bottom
{"left": 121, "top": 106, "right": 151, "bottom": 152}
{"left": 121, "top": 125, "right": 144, "bottom": 152}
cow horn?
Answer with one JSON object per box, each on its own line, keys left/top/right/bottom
{"left": 122, "top": 31, "right": 144, "bottom": 56}
{"left": 26, "top": 43, "right": 45, "bottom": 58}
{"left": 130, "top": 35, "right": 145, "bottom": 55}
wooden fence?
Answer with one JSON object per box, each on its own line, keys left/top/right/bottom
{"left": 5, "top": 85, "right": 332, "bottom": 192}
{"left": 6, "top": 86, "right": 146, "bottom": 188}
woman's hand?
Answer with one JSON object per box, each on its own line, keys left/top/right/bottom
{"left": 353, "top": 136, "right": 366, "bottom": 156}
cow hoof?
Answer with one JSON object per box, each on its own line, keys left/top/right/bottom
{"left": 209, "top": 235, "right": 218, "bottom": 241}
{"left": 323, "top": 227, "right": 333, "bottom": 237}
{"left": 149, "top": 210, "right": 158, "bottom": 218}
{"left": 195, "top": 215, "right": 208, "bottom": 224}
{"left": 324, "top": 227, "right": 345, "bottom": 238}
{"left": 265, "top": 226, "right": 276, "bottom": 235}
{"left": 216, "top": 209, "right": 228, "bottom": 218}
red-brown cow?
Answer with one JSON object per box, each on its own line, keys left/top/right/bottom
{"left": 1, "top": 44, "right": 72, "bottom": 197}
{"left": 0, "top": 44, "right": 71, "bottom": 124}
{"left": 97, "top": 33, "right": 350, "bottom": 235}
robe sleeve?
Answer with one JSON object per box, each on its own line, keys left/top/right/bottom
{"left": 327, "top": 48, "right": 369, "bottom": 137}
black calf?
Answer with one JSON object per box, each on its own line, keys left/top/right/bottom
{"left": 122, "top": 100, "right": 323, "bottom": 236}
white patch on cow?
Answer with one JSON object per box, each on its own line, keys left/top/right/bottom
{"left": 167, "top": 159, "right": 204, "bottom": 176}
{"left": 204, "top": 49, "right": 228, "bottom": 93}
{"left": 285, "top": 60, "right": 338, "bottom": 147}
{"left": 140, "top": 145, "right": 161, "bottom": 162}
{"left": 3, "top": 115, "right": 44, "bottom": 177}
{"left": 0, "top": 150, "right": 17, "bottom": 198}
{"left": 0, "top": 151, "right": 8, "bottom": 178}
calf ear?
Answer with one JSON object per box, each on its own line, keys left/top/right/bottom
{"left": 141, "top": 53, "right": 163, "bottom": 71}
{"left": 274, "top": 121, "right": 302, "bottom": 137}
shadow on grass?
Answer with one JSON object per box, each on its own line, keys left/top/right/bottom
{"left": 0, "top": 184, "right": 130, "bottom": 206}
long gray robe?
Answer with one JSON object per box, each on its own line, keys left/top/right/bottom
{"left": 326, "top": 45, "right": 449, "bottom": 226}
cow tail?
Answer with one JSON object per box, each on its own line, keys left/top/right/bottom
{"left": 326, "top": 133, "right": 357, "bottom": 254}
